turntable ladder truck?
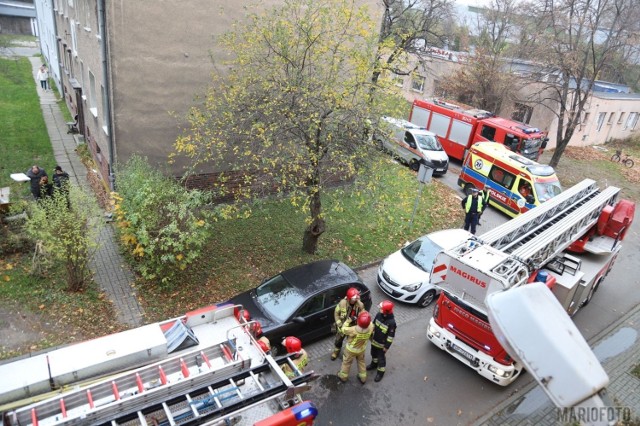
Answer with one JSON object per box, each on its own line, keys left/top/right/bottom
{"left": 426, "top": 179, "right": 635, "bottom": 386}
{"left": 0, "top": 304, "right": 318, "bottom": 426}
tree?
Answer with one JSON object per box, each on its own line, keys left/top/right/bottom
{"left": 24, "top": 186, "right": 102, "bottom": 292}
{"left": 175, "top": 0, "right": 389, "bottom": 254}
{"left": 438, "top": 0, "right": 523, "bottom": 112}
{"left": 522, "top": 0, "right": 639, "bottom": 168}
{"left": 372, "top": 0, "right": 455, "bottom": 86}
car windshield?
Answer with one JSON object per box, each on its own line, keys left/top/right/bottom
{"left": 534, "top": 181, "right": 563, "bottom": 202}
{"left": 400, "top": 237, "right": 443, "bottom": 272}
{"left": 415, "top": 134, "right": 443, "bottom": 151}
{"left": 255, "top": 274, "right": 305, "bottom": 322}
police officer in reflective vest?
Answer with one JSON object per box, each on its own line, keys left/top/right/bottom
{"left": 338, "top": 311, "right": 374, "bottom": 384}
{"left": 462, "top": 188, "right": 483, "bottom": 235}
{"left": 367, "top": 301, "right": 396, "bottom": 382}
{"left": 332, "top": 287, "right": 365, "bottom": 360}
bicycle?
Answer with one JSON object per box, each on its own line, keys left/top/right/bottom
{"left": 610, "top": 150, "right": 634, "bottom": 168}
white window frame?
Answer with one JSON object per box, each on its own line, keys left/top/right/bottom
{"left": 89, "top": 70, "right": 97, "bottom": 117}
{"left": 596, "top": 112, "right": 606, "bottom": 131}
{"left": 624, "top": 112, "right": 638, "bottom": 130}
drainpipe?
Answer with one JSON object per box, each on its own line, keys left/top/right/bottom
{"left": 98, "top": 0, "right": 116, "bottom": 191}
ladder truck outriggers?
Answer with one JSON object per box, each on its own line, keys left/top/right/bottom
{"left": 0, "top": 304, "right": 319, "bottom": 426}
{"left": 426, "top": 179, "right": 635, "bottom": 386}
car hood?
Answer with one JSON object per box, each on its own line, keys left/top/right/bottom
{"left": 382, "top": 250, "right": 429, "bottom": 285}
{"left": 225, "top": 291, "right": 277, "bottom": 331}
{"left": 422, "top": 150, "right": 449, "bottom": 162}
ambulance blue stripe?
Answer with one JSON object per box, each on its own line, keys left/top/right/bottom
{"left": 461, "top": 167, "right": 534, "bottom": 211}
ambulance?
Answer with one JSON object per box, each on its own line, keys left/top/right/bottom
{"left": 458, "top": 142, "right": 562, "bottom": 217}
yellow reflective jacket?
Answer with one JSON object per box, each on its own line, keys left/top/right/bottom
{"left": 334, "top": 298, "right": 365, "bottom": 330}
{"left": 341, "top": 320, "right": 373, "bottom": 354}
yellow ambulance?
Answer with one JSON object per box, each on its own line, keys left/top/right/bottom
{"left": 458, "top": 142, "right": 562, "bottom": 217}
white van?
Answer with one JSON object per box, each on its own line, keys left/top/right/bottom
{"left": 375, "top": 116, "right": 449, "bottom": 175}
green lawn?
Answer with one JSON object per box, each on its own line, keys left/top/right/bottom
{"left": 0, "top": 57, "right": 54, "bottom": 195}
{"left": 137, "top": 158, "right": 465, "bottom": 321}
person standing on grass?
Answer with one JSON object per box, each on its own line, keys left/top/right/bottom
{"left": 26, "top": 165, "right": 47, "bottom": 200}
{"left": 37, "top": 65, "right": 49, "bottom": 91}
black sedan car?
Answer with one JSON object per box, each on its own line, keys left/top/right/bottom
{"left": 226, "top": 260, "right": 371, "bottom": 354}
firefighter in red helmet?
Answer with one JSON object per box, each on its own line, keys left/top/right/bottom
{"left": 332, "top": 287, "right": 365, "bottom": 360}
{"left": 338, "top": 311, "right": 374, "bottom": 384}
{"left": 367, "top": 300, "right": 396, "bottom": 382}
{"left": 280, "top": 336, "right": 308, "bottom": 379}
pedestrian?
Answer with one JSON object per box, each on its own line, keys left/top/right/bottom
{"left": 462, "top": 188, "right": 483, "bottom": 235}
{"left": 331, "top": 287, "right": 365, "bottom": 360}
{"left": 337, "top": 311, "right": 374, "bottom": 384}
{"left": 280, "top": 336, "right": 308, "bottom": 379}
{"left": 39, "top": 176, "right": 54, "bottom": 199}
{"left": 367, "top": 300, "right": 396, "bottom": 382}
{"left": 53, "top": 165, "right": 70, "bottom": 190}
{"left": 37, "top": 65, "right": 49, "bottom": 91}
{"left": 26, "top": 165, "right": 48, "bottom": 200}
{"left": 477, "top": 184, "right": 491, "bottom": 226}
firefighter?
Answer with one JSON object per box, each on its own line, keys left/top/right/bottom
{"left": 367, "top": 300, "right": 397, "bottom": 382}
{"left": 280, "top": 336, "right": 308, "bottom": 378}
{"left": 331, "top": 287, "right": 365, "bottom": 360}
{"left": 338, "top": 311, "right": 374, "bottom": 384}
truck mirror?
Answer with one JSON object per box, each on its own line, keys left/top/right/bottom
{"left": 486, "top": 282, "right": 609, "bottom": 408}
{"left": 542, "top": 138, "right": 549, "bottom": 149}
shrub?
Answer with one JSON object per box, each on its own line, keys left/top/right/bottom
{"left": 23, "top": 185, "right": 102, "bottom": 291}
{"left": 113, "top": 156, "right": 214, "bottom": 288}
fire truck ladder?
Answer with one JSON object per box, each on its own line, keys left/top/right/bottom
{"left": 4, "top": 341, "right": 313, "bottom": 426}
{"left": 478, "top": 179, "right": 602, "bottom": 251}
{"left": 485, "top": 182, "right": 620, "bottom": 289}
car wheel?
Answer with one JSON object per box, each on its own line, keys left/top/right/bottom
{"left": 417, "top": 290, "right": 436, "bottom": 308}
{"left": 410, "top": 160, "right": 421, "bottom": 171}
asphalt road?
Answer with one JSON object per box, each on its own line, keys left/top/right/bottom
{"left": 302, "top": 160, "right": 640, "bottom": 426}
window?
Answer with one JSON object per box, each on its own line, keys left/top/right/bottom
{"left": 583, "top": 112, "right": 590, "bottom": 123}
{"left": 625, "top": 112, "right": 639, "bottom": 130}
{"left": 618, "top": 112, "right": 625, "bottom": 124}
{"left": 596, "top": 112, "right": 606, "bottom": 131}
{"left": 296, "top": 294, "right": 325, "bottom": 317}
{"left": 84, "top": 0, "right": 91, "bottom": 29}
{"left": 89, "top": 70, "right": 97, "bottom": 116}
{"left": 391, "top": 74, "right": 404, "bottom": 87}
{"left": 607, "top": 112, "right": 615, "bottom": 124}
{"left": 70, "top": 20, "right": 78, "bottom": 55}
{"left": 404, "top": 131, "right": 416, "bottom": 146}
{"left": 512, "top": 103, "right": 533, "bottom": 124}
{"left": 481, "top": 125, "right": 496, "bottom": 141}
{"left": 411, "top": 75, "right": 425, "bottom": 92}
{"left": 489, "top": 166, "right": 515, "bottom": 190}
{"left": 101, "top": 85, "right": 109, "bottom": 134}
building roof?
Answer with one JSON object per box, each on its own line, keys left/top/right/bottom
{"left": 0, "top": 0, "right": 36, "bottom": 18}
{"left": 592, "top": 91, "right": 640, "bottom": 100}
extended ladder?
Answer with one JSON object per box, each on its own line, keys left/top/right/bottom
{"left": 478, "top": 179, "right": 602, "bottom": 252}
{"left": 485, "top": 181, "right": 620, "bottom": 289}
{"left": 4, "top": 331, "right": 314, "bottom": 426}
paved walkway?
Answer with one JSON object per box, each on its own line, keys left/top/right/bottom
{"left": 29, "top": 57, "right": 144, "bottom": 328}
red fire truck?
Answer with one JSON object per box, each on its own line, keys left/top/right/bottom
{"left": 426, "top": 179, "right": 635, "bottom": 386}
{"left": 408, "top": 99, "right": 549, "bottom": 161}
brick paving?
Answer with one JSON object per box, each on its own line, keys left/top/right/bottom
{"left": 29, "top": 57, "right": 145, "bottom": 328}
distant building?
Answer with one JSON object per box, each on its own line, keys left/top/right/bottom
{"left": 0, "top": 0, "right": 36, "bottom": 35}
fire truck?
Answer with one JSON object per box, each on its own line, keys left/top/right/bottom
{"left": 0, "top": 304, "right": 319, "bottom": 425}
{"left": 408, "top": 98, "right": 549, "bottom": 161}
{"left": 426, "top": 179, "right": 635, "bottom": 386}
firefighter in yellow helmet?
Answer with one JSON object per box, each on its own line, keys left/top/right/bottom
{"left": 280, "top": 336, "right": 308, "bottom": 379}
{"left": 331, "top": 287, "right": 365, "bottom": 360}
{"left": 337, "top": 311, "right": 374, "bottom": 384}
{"left": 366, "top": 300, "right": 396, "bottom": 382}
